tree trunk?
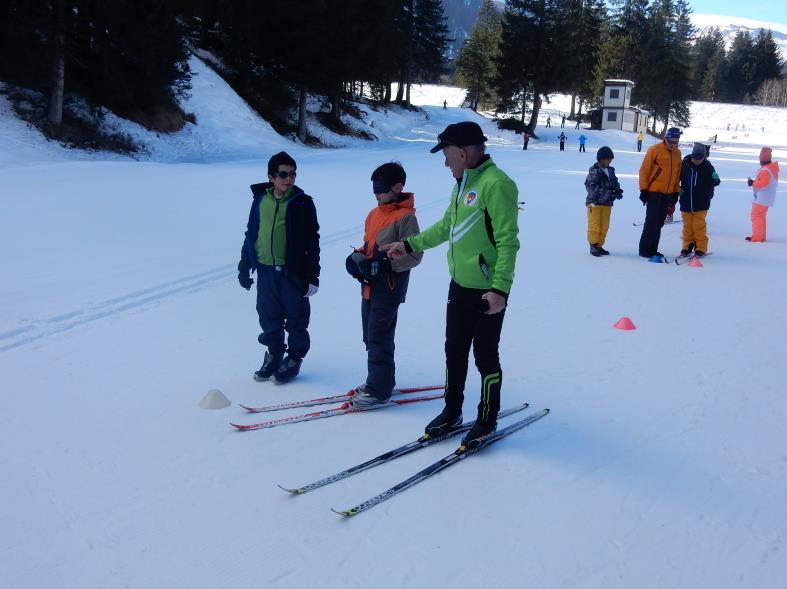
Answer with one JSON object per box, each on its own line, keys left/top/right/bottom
{"left": 47, "top": 0, "right": 66, "bottom": 127}
{"left": 384, "top": 83, "right": 392, "bottom": 103}
{"left": 296, "top": 87, "right": 308, "bottom": 143}
{"left": 526, "top": 90, "right": 540, "bottom": 133}
{"left": 331, "top": 91, "right": 341, "bottom": 121}
{"left": 569, "top": 94, "right": 576, "bottom": 118}
{"left": 395, "top": 75, "right": 405, "bottom": 102}
{"left": 577, "top": 98, "right": 583, "bottom": 116}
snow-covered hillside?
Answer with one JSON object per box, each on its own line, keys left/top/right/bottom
{"left": 692, "top": 13, "right": 787, "bottom": 57}
{"left": 1, "top": 59, "right": 787, "bottom": 589}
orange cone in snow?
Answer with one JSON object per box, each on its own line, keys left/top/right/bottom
{"left": 613, "top": 317, "right": 636, "bottom": 330}
{"left": 688, "top": 258, "right": 704, "bottom": 267}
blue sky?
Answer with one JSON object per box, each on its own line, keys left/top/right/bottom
{"left": 688, "top": 1, "right": 786, "bottom": 28}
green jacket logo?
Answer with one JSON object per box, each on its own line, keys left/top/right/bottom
{"left": 464, "top": 190, "right": 479, "bottom": 206}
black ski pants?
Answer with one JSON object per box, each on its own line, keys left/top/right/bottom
{"left": 361, "top": 297, "right": 399, "bottom": 400}
{"left": 443, "top": 281, "right": 505, "bottom": 426}
{"left": 638, "top": 192, "right": 670, "bottom": 257}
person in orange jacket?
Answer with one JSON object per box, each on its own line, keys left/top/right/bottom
{"left": 345, "top": 162, "right": 423, "bottom": 407}
{"left": 746, "top": 146, "right": 780, "bottom": 242}
{"left": 638, "top": 127, "right": 682, "bottom": 259}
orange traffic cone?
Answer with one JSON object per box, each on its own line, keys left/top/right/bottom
{"left": 688, "top": 258, "right": 704, "bottom": 267}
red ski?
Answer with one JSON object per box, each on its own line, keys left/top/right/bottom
{"left": 240, "top": 385, "right": 444, "bottom": 413}
{"left": 230, "top": 393, "right": 444, "bottom": 431}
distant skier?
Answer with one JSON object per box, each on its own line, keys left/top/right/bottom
{"left": 746, "top": 146, "right": 780, "bottom": 242}
{"left": 443, "top": 100, "right": 447, "bottom": 110}
{"left": 345, "top": 162, "right": 423, "bottom": 408}
{"left": 575, "top": 118, "right": 581, "bottom": 130}
{"left": 558, "top": 131, "right": 566, "bottom": 151}
{"left": 238, "top": 151, "right": 321, "bottom": 384}
{"left": 381, "top": 121, "right": 520, "bottom": 450}
{"left": 679, "top": 143, "right": 721, "bottom": 257}
{"left": 637, "top": 131, "right": 644, "bottom": 152}
{"left": 561, "top": 115, "right": 566, "bottom": 128}
{"left": 638, "top": 127, "right": 682, "bottom": 259}
{"left": 585, "top": 146, "right": 623, "bottom": 257}
{"left": 522, "top": 130, "right": 530, "bottom": 150}
{"left": 578, "top": 133, "right": 587, "bottom": 152}
{"left": 546, "top": 116, "right": 552, "bottom": 128}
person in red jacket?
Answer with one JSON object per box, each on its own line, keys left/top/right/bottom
{"left": 346, "top": 163, "right": 423, "bottom": 407}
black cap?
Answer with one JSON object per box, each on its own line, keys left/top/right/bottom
{"left": 596, "top": 146, "right": 614, "bottom": 161}
{"left": 430, "top": 122, "right": 487, "bottom": 153}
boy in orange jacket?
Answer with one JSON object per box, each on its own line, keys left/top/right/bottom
{"left": 345, "top": 163, "right": 423, "bottom": 407}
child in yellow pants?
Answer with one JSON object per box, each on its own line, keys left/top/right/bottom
{"left": 585, "top": 146, "right": 623, "bottom": 256}
{"left": 679, "top": 143, "right": 720, "bottom": 256}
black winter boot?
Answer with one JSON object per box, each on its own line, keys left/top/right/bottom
{"left": 589, "top": 244, "right": 603, "bottom": 257}
{"left": 254, "top": 351, "right": 283, "bottom": 381}
{"left": 272, "top": 356, "right": 302, "bottom": 384}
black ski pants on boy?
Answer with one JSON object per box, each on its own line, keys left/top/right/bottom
{"left": 443, "top": 280, "right": 505, "bottom": 426}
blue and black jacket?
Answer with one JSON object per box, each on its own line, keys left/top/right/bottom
{"left": 238, "top": 182, "right": 321, "bottom": 289}
{"left": 679, "top": 156, "right": 720, "bottom": 213}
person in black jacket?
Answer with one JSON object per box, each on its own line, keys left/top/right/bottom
{"left": 238, "top": 151, "right": 321, "bottom": 384}
{"left": 585, "top": 146, "right": 623, "bottom": 256}
{"left": 679, "top": 143, "right": 721, "bottom": 256}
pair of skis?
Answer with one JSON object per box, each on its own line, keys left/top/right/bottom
{"left": 674, "top": 252, "right": 712, "bottom": 265}
{"left": 279, "top": 403, "right": 550, "bottom": 516}
{"left": 231, "top": 385, "right": 444, "bottom": 431}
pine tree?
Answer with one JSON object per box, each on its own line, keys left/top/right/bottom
{"left": 750, "top": 29, "right": 784, "bottom": 96}
{"left": 456, "top": 0, "right": 501, "bottom": 111}
{"left": 726, "top": 31, "right": 756, "bottom": 103}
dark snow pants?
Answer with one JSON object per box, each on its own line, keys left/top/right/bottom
{"left": 361, "top": 297, "right": 400, "bottom": 400}
{"left": 256, "top": 263, "right": 310, "bottom": 359}
{"left": 443, "top": 281, "right": 504, "bottom": 426}
{"left": 638, "top": 192, "right": 670, "bottom": 257}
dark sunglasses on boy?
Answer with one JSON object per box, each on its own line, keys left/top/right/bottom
{"left": 274, "top": 171, "right": 297, "bottom": 179}
{"left": 372, "top": 180, "right": 392, "bottom": 194}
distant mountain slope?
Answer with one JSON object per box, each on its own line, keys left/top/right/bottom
{"left": 691, "top": 14, "right": 786, "bottom": 57}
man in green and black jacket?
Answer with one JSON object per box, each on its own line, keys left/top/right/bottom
{"left": 382, "top": 121, "right": 520, "bottom": 449}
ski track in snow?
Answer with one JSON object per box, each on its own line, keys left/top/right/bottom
{"left": 0, "top": 199, "right": 448, "bottom": 353}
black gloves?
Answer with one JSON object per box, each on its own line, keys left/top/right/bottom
{"left": 238, "top": 272, "right": 253, "bottom": 290}
{"left": 639, "top": 190, "right": 648, "bottom": 205}
{"left": 346, "top": 252, "right": 366, "bottom": 283}
{"left": 614, "top": 188, "right": 623, "bottom": 200}
{"left": 747, "top": 177, "right": 754, "bottom": 187}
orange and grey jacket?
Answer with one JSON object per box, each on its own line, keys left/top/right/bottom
{"left": 350, "top": 192, "right": 423, "bottom": 302}
{"left": 752, "top": 162, "right": 779, "bottom": 208}
{"left": 639, "top": 141, "right": 682, "bottom": 195}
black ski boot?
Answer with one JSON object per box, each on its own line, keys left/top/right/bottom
{"left": 424, "top": 410, "right": 462, "bottom": 437}
{"left": 589, "top": 243, "right": 603, "bottom": 257}
{"left": 272, "top": 356, "right": 302, "bottom": 384}
{"left": 254, "top": 351, "right": 283, "bottom": 381}
{"left": 460, "top": 419, "right": 497, "bottom": 451}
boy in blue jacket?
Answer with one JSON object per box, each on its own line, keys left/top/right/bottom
{"left": 238, "top": 152, "right": 321, "bottom": 384}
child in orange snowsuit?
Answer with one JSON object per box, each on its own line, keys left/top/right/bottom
{"left": 746, "top": 147, "right": 780, "bottom": 242}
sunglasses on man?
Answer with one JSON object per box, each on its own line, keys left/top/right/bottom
{"left": 273, "top": 171, "right": 297, "bottom": 179}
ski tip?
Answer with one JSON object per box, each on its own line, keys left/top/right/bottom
{"left": 277, "top": 484, "right": 302, "bottom": 495}
{"left": 330, "top": 507, "right": 355, "bottom": 517}
{"left": 229, "top": 422, "right": 246, "bottom": 430}
{"left": 239, "top": 404, "right": 255, "bottom": 412}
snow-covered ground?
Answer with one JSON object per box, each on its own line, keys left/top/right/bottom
{"left": 2, "top": 60, "right": 787, "bottom": 589}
